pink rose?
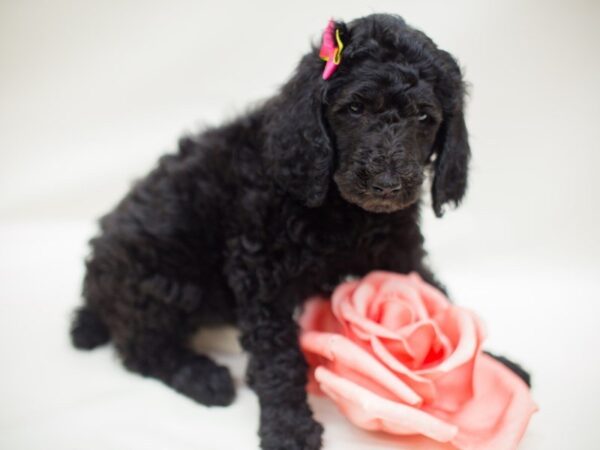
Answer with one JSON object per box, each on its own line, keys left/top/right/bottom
{"left": 299, "top": 271, "right": 537, "bottom": 450}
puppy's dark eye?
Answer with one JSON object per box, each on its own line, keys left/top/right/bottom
{"left": 418, "top": 113, "right": 429, "bottom": 122}
{"left": 348, "top": 102, "right": 364, "bottom": 115}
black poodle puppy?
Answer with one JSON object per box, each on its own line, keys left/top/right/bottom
{"left": 70, "top": 14, "right": 527, "bottom": 450}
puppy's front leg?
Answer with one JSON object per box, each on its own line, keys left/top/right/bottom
{"left": 226, "top": 247, "right": 323, "bottom": 450}
{"left": 239, "top": 301, "right": 323, "bottom": 450}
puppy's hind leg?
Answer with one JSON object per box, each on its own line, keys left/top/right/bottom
{"left": 80, "top": 251, "right": 236, "bottom": 406}
{"left": 115, "top": 327, "right": 236, "bottom": 407}
{"left": 106, "top": 273, "right": 237, "bottom": 407}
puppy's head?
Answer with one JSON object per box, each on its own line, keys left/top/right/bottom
{"left": 264, "top": 14, "right": 470, "bottom": 217}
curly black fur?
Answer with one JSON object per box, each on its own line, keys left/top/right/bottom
{"left": 70, "top": 14, "right": 528, "bottom": 450}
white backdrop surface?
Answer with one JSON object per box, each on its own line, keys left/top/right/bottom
{"left": 1, "top": 1, "right": 599, "bottom": 449}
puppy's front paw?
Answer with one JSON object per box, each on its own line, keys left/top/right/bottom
{"left": 259, "top": 404, "right": 323, "bottom": 450}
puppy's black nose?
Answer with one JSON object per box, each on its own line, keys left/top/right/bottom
{"left": 370, "top": 174, "right": 402, "bottom": 195}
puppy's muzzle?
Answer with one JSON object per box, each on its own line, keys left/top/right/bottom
{"left": 369, "top": 173, "right": 403, "bottom": 197}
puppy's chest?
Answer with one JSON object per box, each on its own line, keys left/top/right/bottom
{"left": 283, "top": 210, "right": 394, "bottom": 273}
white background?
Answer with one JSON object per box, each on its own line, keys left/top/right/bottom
{"left": 1, "top": 0, "right": 599, "bottom": 449}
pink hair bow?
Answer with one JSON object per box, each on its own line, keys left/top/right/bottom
{"left": 319, "top": 20, "right": 344, "bottom": 80}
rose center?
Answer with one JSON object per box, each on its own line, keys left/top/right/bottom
{"left": 373, "top": 299, "right": 415, "bottom": 331}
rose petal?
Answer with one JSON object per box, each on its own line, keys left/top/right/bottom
{"left": 408, "top": 320, "right": 454, "bottom": 368}
{"left": 356, "top": 271, "right": 393, "bottom": 290}
{"left": 419, "top": 308, "right": 483, "bottom": 377}
{"left": 402, "top": 321, "right": 440, "bottom": 368}
{"left": 314, "top": 366, "right": 459, "bottom": 443}
{"left": 300, "top": 331, "right": 422, "bottom": 405}
{"left": 370, "top": 335, "right": 437, "bottom": 403}
{"left": 377, "top": 278, "right": 430, "bottom": 320}
{"left": 415, "top": 308, "right": 485, "bottom": 412}
{"left": 375, "top": 320, "right": 453, "bottom": 371}
{"left": 375, "top": 336, "right": 417, "bottom": 367}
{"left": 348, "top": 271, "right": 430, "bottom": 322}
{"left": 444, "top": 354, "right": 538, "bottom": 450}
{"left": 428, "top": 355, "right": 479, "bottom": 413}
{"left": 332, "top": 272, "right": 442, "bottom": 346}
{"left": 408, "top": 272, "right": 451, "bottom": 317}
{"left": 352, "top": 282, "right": 377, "bottom": 316}
{"left": 369, "top": 296, "right": 415, "bottom": 329}
{"left": 299, "top": 297, "right": 341, "bottom": 333}
{"left": 340, "top": 301, "right": 400, "bottom": 340}
{"left": 331, "top": 280, "right": 360, "bottom": 319}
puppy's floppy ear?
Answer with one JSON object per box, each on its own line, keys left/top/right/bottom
{"left": 431, "top": 112, "right": 470, "bottom": 217}
{"left": 263, "top": 51, "right": 334, "bottom": 208}
{"left": 431, "top": 53, "right": 471, "bottom": 217}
